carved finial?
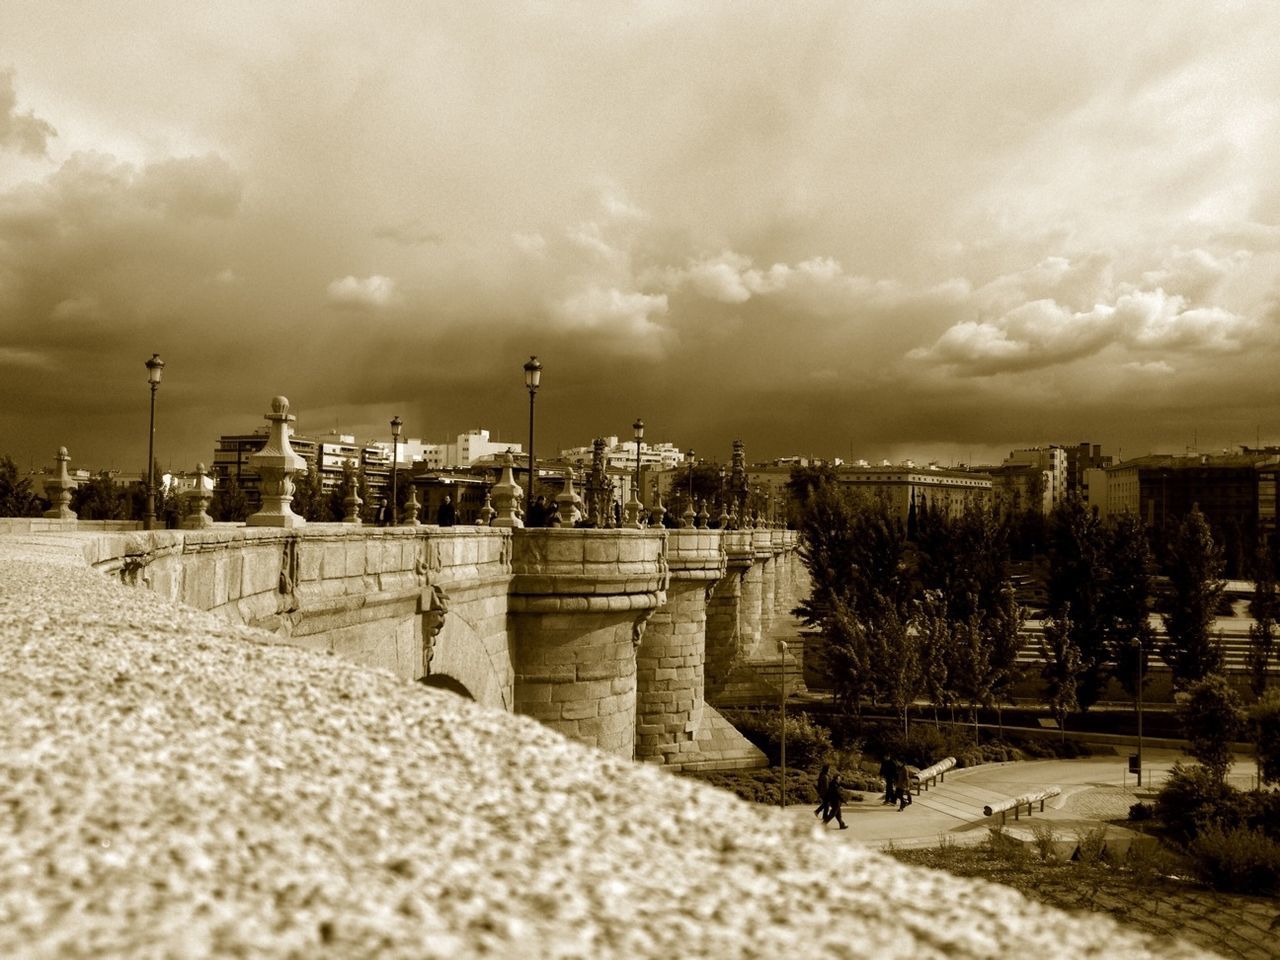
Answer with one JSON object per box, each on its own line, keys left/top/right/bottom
{"left": 490, "top": 450, "right": 525, "bottom": 528}
{"left": 247, "top": 394, "right": 306, "bottom": 528}
{"left": 182, "top": 463, "right": 214, "bottom": 529}
{"left": 43, "top": 447, "right": 77, "bottom": 520}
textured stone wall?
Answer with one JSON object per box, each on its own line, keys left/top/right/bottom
{"left": 636, "top": 529, "right": 724, "bottom": 764}
{"left": 510, "top": 528, "right": 667, "bottom": 758}
{"left": 705, "top": 531, "right": 753, "bottom": 699}
{"left": 76, "top": 525, "right": 515, "bottom": 708}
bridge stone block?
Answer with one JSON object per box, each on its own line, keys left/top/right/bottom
{"left": 510, "top": 528, "right": 667, "bottom": 759}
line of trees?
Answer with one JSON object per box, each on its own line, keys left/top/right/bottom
{"left": 792, "top": 467, "right": 1278, "bottom": 738}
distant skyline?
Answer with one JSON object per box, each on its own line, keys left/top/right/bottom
{"left": 2, "top": 3, "right": 1279, "bottom": 473}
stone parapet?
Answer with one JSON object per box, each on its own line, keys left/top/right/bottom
{"left": 510, "top": 529, "right": 668, "bottom": 758}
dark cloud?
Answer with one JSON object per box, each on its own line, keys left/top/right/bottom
{"left": 0, "top": 69, "right": 55, "bottom": 155}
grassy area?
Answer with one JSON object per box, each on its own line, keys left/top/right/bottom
{"left": 888, "top": 832, "right": 1279, "bottom": 958}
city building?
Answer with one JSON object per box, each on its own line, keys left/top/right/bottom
{"left": 1104, "top": 449, "right": 1280, "bottom": 574}
{"left": 1063, "top": 442, "right": 1112, "bottom": 500}
{"left": 1003, "top": 446, "right": 1067, "bottom": 509}
{"left": 835, "top": 464, "right": 992, "bottom": 524}
{"left": 560, "top": 437, "right": 688, "bottom": 474}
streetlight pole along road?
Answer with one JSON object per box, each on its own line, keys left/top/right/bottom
{"left": 524, "top": 356, "right": 541, "bottom": 513}
{"left": 143, "top": 353, "right": 165, "bottom": 531}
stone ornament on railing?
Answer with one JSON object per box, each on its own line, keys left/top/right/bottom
{"left": 623, "top": 493, "right": 642, "bottom": 529}
{"left": 401, "top": 486, "right": 421, "bottom": 526}
{"left": 181, "top": 463, "right": 214, "bottom": 529}
{"left": 555, "top": 466, "right": 583, "bottom": 527}
{"left": 696, "top": 498, "right": 709, "bottom": 529}
{"left": 477, "top": 491, "right": 496, "bottom": 526}
{"left": 490, "top": 451, "right": 524, "bottom": 528}
{"left": 681, "top": 498, "right": 696, "bottom": 529}
{"left": 42, "top": 447, "right": 77, "bottom": 520}
{"left": 342, "top": 473, "right": 363, "bottom": 525}
{"left": 649, "top": 491, "right": 666, "bottom": 528}
{"left": 247, "top": 396, "right": 307, "bottom": 528}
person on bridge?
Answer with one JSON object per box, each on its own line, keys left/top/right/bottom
{"left": 879, "top": 755, "right": 897, "bottom": 806}
{"left": 821, "top": 772, "right": 848, "bottom": 829}
{"left": 436, "top": 495, "right": 456, "bottom": 527}
{"left": 814, "top": 763, "right": 830, "bottom": 820}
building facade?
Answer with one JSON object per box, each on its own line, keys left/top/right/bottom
{"left": 836, "top": 465, "right": 992, "bottom": 524}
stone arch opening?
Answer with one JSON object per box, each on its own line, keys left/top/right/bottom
{"left": 418, "top": 673, "right": 475, "bottom": 700}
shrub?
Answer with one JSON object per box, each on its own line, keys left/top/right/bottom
{"left": 1176, "top": 674, "right": 1247, "bottom": 782}
{"left": 1253, "top": 688, "right": 1280, "bottom": 786}
{"left": 1187, "top": 825, "right": 1280, "bottom": 895}
{"left": 1074, "top": 824, "right": 1109, "bottom": 864}
{"left": 723, "top": 709, "right": 833, "bottom": 768}
{"left": 1128, "top": 802, "right": 1154, "bottom": 822}
{"left": 1154, "top": 762, "right": 1239, "bottom": 845}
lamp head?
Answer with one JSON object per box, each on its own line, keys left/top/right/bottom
{"left": 633, "top": 418, "right": 644, "bottom": 441}
{"left": 145, "top": 353, "right": 165, "bottom": 385}
{"left": 390, "top": 415, "right": 403, "bottom": 438}
{"left": 523, "top": 355, "right": 542, "bottom": 391}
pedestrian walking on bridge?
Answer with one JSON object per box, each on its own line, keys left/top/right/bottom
{"left": 821, "top": 772, "right": 848, "bottom": 830}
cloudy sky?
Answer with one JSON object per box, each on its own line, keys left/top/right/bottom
{"left": 2, "top": 2, "right": 1279, "bottom": 473}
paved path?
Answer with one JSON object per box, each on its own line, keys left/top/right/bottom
{"left": 792, "top": 750, "right": 1260, "bottom": 849}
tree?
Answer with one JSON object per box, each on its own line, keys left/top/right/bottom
{"left": 1248, "top": 541, "right": 1277, "bottom": 698}
{"left": 1104, "top": 511, "right": 1156, "bottom": 698}
{"left": 1161, "top": 506, "right": 1226, "bottom": 688}
{"left": 665, "top": 463, "right": 732, "bottom": 527}
{"left": 72, "top": 472, "right": 130, "bottom": 520}
{"left": 795, "top": 485, "right": 911, "bottom": 717}
{"left": 864, "top": 594, "right": 920, "bottom": 733}
{"left": 0, "top": 455, "right": 44, "bottom": 517}
{"left": 213, "top": 475, "right": 249, "bottom": 523}
{"left": 915, "top": 589, "right": 955, "bottom": 727}
{"left": 1252, "top": 688, "right": 1280, "bottom": 786}
{"left": 1041, "top": 604, "right": 1085, "bottom": 738}
{"left": 292, "top": 464, "right": 328, "bottom": 522}
{"left": 1177, "top": 673, "right": 1246, "bottom": 782}
{"left": 785, "top": 463, "right": 836, "bottom": 523}
{"left": 1045, "top": 495, "right": 1110, "bottom": 709}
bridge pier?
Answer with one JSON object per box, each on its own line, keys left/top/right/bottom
{"left": 704, "top": 530, "right": 753, "bottom": 703}
{"left": 510, "top": 528, "right": 667, "bottom": 759}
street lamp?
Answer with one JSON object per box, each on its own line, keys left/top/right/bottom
{"left": 687, "top": 449, "right": 695, "bottom": 510}
{"left": 524, "top": 356, "right": 542, "bottom": 509}
{"left": 143, "top": 353, "right": 165, "bottom": 530}
{"left": 779, "top": 638, "right": 788, "bottom": 807}
{"left": 633, "top": 417, "right": 644, "bottom": 514}
{"left": 389, "top": 416, "right": 402, "bottom": 526}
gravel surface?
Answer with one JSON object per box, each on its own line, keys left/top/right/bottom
{"left": 0, "top": 538, "right": 1213, "bottom": 959}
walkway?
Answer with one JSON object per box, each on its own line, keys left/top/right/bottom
{"left": 790, "top": 750, "right": 1260, "bottom": 849}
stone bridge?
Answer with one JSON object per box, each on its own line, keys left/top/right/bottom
{"left": 22, "top": 521, "right": 804, "bottom": 771}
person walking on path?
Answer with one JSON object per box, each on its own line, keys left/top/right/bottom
{"left": 879, "top": 755, "right": 897, "bottom": 806}
{"left": 814, "top": 763, "right": 830, "bottom": 820}
{"left": 821, "top": 772, "right": 848, "bottom": 829}
{"left": 895, "top": 761, "right": 913, "bottom": 811}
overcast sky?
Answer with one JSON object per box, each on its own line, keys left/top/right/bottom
{"left": 2, "top": 2, "right": 1279, "bottom": 473}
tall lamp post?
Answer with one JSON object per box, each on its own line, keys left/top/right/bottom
{"left": 389, "top": 416, "right": 402, "bottom": 526}
{"left": 779, "top": 638, "right": 788, "bottom": 807}
{"left": 1132, "top": 637, "right": 1145, "bottom": 786}
{"left": 143, "top": 353, "right": 165, "bottom": 530}
{"left": 687, "top": 449, "right": 695, "bottom": 509}
{"left": 524, "top": 356, "right": 542, "bottom": 508}
{"left": 633, "top": 418, "right": 644, "bottom": 515}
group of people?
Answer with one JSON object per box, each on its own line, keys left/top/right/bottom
{"left": 812, "top": 764, "right": 848, "bottom": 829}
{"left": 878, "top": 754, "right": 914, "bottom": 811}
{"left": 812, "top": 755, "right": 915, "bottom": 830}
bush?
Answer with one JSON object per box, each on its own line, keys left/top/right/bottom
{"left": 1154, "top": 762, "right": 1239, "bottom": 845}
{"left": 1253, "top": 688, "right": 1280, "bottom": 786}
{"left": 1177, "top": 674, "right": 1247, "bottom": 782}
{"left": 1128, "top": 802, "right": 1154, "bottom": 822}
{"left": 1187, "top": 825, "right": 1280, "bottom": 895}
{"left": 723, "top": 709, "right": 833, "bottom": 768}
